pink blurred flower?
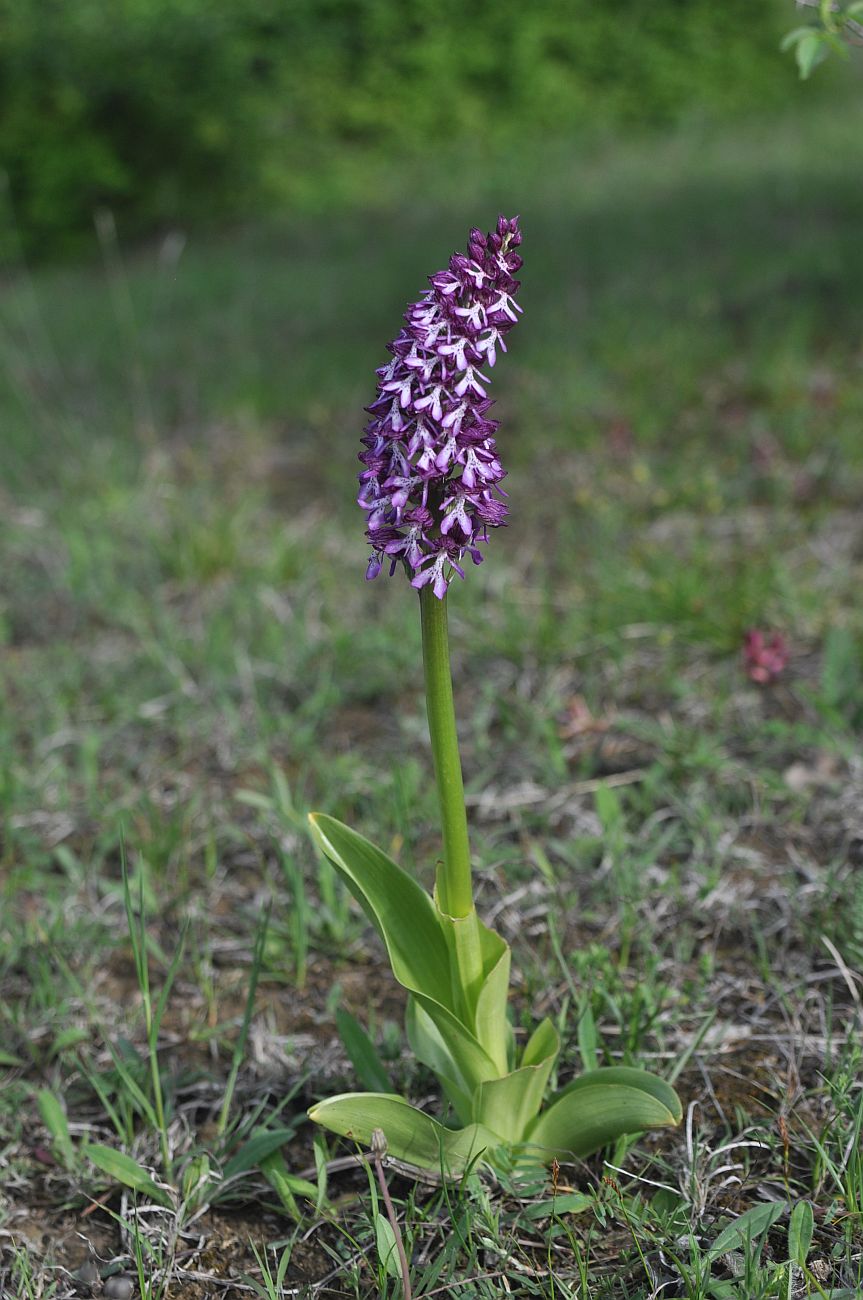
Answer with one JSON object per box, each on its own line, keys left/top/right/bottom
{"left": 743, "top": 629, "right": 789, "bottom": 684}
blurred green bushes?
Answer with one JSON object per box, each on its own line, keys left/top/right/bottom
{"left": 1, "top": 0, "right": 797, "bottom": 258}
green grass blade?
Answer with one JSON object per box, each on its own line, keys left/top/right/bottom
{"left": 336, "top": 1008, "right": 394, "bottom": 1094}
{"left": 36, "top": 1089, "right": 74, "bottom": 1169}
{"left": 83, "top": 1143, "right": 172, "bottom": 1207}
{"left": 217, "top": 903, "right": 270, "bottom": 1137}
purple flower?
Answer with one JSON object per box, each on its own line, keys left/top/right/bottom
{"left": 743, "top": 629, "right": 789, "bottom": 684}
{"left": 359, "top": 216, "right": 522, "bottom": 599}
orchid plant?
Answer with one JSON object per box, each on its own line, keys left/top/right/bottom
{"left": 307, "top": 217, "right": 681, "bottom": 1174}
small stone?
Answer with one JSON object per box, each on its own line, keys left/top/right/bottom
{"left": 74, "top": 1257, "right": 100, "bottom": 1293}
{"left": 104, "top": 1275, "right": 135, "bottom": 1300}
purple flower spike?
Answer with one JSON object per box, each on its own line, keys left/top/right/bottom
{"left": 359, "top": 216, "right": 522, "bottom": 598}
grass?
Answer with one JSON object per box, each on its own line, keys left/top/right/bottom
{"left": 1, "top": 93, "right": 863, "bottom": 1296}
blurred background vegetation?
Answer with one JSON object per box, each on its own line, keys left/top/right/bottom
{"left": 0, "top": 0, "right": 823, "bottom": 259}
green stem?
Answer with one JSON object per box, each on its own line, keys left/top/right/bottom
{"left": 419, "top": 586, "right": 473, "bottom": 918}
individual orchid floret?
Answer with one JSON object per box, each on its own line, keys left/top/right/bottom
{"left": 358, "top": 215, "right": 523, "bottom": 599}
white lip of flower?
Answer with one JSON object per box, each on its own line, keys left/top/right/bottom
{"left": 454, "top": 301, "right": 486, "bottom": 329}
{"left": 407, "top": 418, "right": 435, "bottom": 456}
{"left": 454, "top": 366, "right": 489, "bottom": 399}
{"left": 384, "top": 523, "right": 425, "bottom": 569}
{"left": 363, "top": 493, "right": 398, "bottom": 528}
{"left": 382, "top": 376, "right": 415, "bottom": 408}
{"left": 412, "top": 302, "right": 438, "bottom": 327}
{"left": 462, "top": 260, "right": 487, "bottom": 288}
{"left": 402, "top": 351, "right": 440, "bottom": 384}
{"left": 414, "top": 385, "right": 445, "bottom": 421}
{"left": 461, "top": 447, "right": 498, "bottom": 488}
{"left": 421, "top": 320, "right": 446, "bottom": 345}
{"left": 436, "top": 273, "right": 461, "bottom": 296}
{"left": 440, "top": 495, "right": 472, "bottom": 537}
{"left": 434, "top": 436, "right": 459, "bottom": 471}
{"left": 416, "top": 445, "right": 438, "bottom": 474}
{"left": 487, "top": 291, "right": 522, "bottom": 322}
{"left": 438, "top": 337, "right": 471, "bottom": 369}
{"left": 441, "top": 402, "right": 468, "bottom": 435}
{"left": 476, "top": 328, "right": 506, "bottom": 366}
{"left": 386, "top": 398, "right": 405, "bottom": 432}
{"left": 384, "top": 474, "right": 419, "bottom": 511}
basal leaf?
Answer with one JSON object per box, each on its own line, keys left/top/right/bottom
{"left": 412, "top": 992, "right": 499, "bottom": 1094}
{"left": 521, "top": 1017, "right": 560, "bottom": 1069}
{"left": 472, "top": 922, "right": 512, "bottom": 1073}
{"left": 308, "top": 1092, "right": 502, "bottom": 1174}
{"left": 309, "top": 817, "right": 502, "bottom": 1098}
{"left": 473, "top": 1019, "right": 560, "bottom": 1142}
{"left": 577, "top": 1004, "right": 599, "bottom": 1072}
{"left": 434, "top": 897, "right": 512, "bottom": 1073}
{"left": 405, "top": 998, "right": 473, "bottom": 1122}
{"left": 525, "top": 1067, "right": 682, "bottom": 1160}
{"left": 309, "top": 815, "right": 453, "bottom": 1009}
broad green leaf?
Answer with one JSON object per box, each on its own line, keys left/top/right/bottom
{"left": 472, "top": 922, "right": 512, "bottom": 1073}
{"left": 83, "top": 1143, "right": 172, "bottom": 1207}
{"left": 412, "top": 995, "right": 498, "bottom": 1094}
{"left": 525, "top": 1067, "right": 682, "bottom": 1160}
{"left": 336, "top": 1008, "right": 394, "bottom": 1094}
{"left": 473, "top": 1020, "right": 560, "bottom": 1142}
{"left": 375, "top": 1212, "right": 401, "bottom": 1279}
{"left": 405, "top": 998, "right": 473, "bottom": 1122}
{"left": 309, "top": 817, "right": 499, "bottom": 1095}
{"left": 436, "top": 900, "right": 512, "bottom": 1072}
{"left": 0, "top": 1049, "right": 24, "bottom": 1066}
{"left": 521, "top": 1017, "right": 560, "bottom": 1069}
{"left": 707, "top": 1200, "right": 786, "bottom": 1261}
{"left": 309, "top": 814, "right": 453, "bottom": 1009}
{"left": 788, "top": 1199, "right": 814, "bottom": 1267}
{"left": 222, "top": 1127, "right": 299, "bottom": 1181}
{"left": 308, "top": 1093, "right": 502, "bottom": 1173}
{"left": 37, "top": 1089, "right": 74, "bottom": 1168}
